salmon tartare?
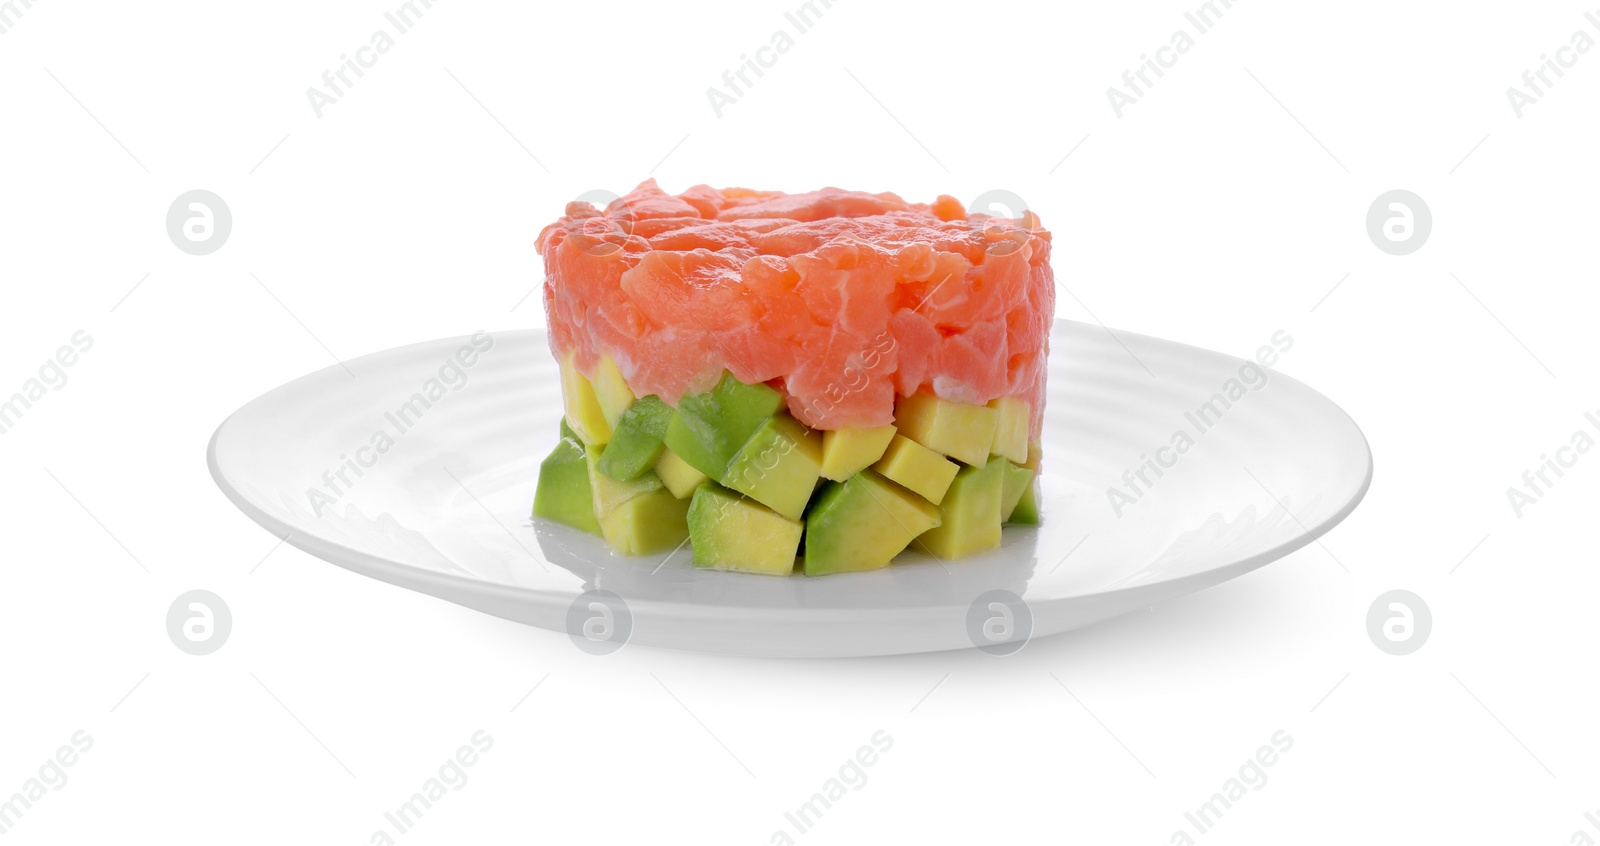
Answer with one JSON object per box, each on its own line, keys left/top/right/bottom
{"left": 533, "top": 180, "right": 1054, "bottom": 576}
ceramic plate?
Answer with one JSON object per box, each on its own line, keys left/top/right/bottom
{"left": 209, "top": 321, "right": 1371, "bottom": 657}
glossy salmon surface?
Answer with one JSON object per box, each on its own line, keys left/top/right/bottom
{"left": 537, "top": 180, "right": 1055, "bottom": 435}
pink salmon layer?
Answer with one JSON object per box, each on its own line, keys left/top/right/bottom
{"left": 537, "top": 180, "right": 1055, "bottom": 435}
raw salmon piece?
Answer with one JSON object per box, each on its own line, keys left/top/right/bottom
{"left": 538, "top": 180, "right": 1055, "bottom": 435}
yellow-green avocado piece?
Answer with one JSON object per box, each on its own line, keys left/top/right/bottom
{"left": 532, "top": 420, "right": 602, "bottom": 536}
{"left": 687, "top": 483, "right": 802, "bottom": 575}
{"left": 662, "top": 372, "right": 786, "bottom": 479}
{"left": 893, "top": 392, "right": 998, "bottom": 467}
{"left": 721, "top": 414, "right": 823, "bottom": 521}
{"left": 1007, "top": 442, "right": 1041, "bottom": 525}
{"left": 654, "top": 447, "right": 708, "bottom": 499}
{"left": 596, "top": 395, "right": 673, "bottom": 481}
{"left": 559, "top": 354, "right": 612, "bottom": 448}
{"left": 917, "top": 456, "right": 1006, "bottom": 558}
{"left": 1000, "top": 460, "right": 1035, "bottom": 522}
{"left": 804, "top": 471, "right": 941, "bottom": 575}
{"left": 591, "top": 354, "right": 635, "bottom": 431}
{"left": 872, "top": 434, "right": 960, "bottom": 505}
{"left": 819, "top": 425, "right": 897, "bottom": 482}
{"left": 586, "top": 453, "right": 689, "bottom": 555}
{"left": 988, "top": 396, "right": 1030, "bottom": 464}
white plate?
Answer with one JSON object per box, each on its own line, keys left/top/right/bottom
{"left": 209, "top": 321, "right": 1371, "bottom": 658}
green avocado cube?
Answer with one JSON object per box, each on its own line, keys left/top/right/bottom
{"left": 596, "top": 395, "right": 674, "bottom": 481}
{"left": 599, "top": 487, "right": 690, "bottom": 556}
{"left": 662, "top": 373, "right": 785, "bottom": 480}
{"left": 917, "top": 456, "right": 1006, "bottom": 559}
{"left": 894, "top": 393, "right": 999, "bottom": 467}
{"left": 533, "top": 422, "right": 602, "bottom": 535}
{"left": 587, "top": 454, "right": 689, "bottom": 555}
{"left": 654, "top": 447, "right": 708, "bottom": 499}
{"left": 1000, "top": 460, "right": 1035, "bottom": 522}
{"left": 988, "top": 397, "right": 1031, "bottom": 464}
{"left": 591, "top": 354, "right": 636, "bottom": 431}
{"left": 1008, "top": 476, "right": 1040, "bottom": 525}
{"left": 1008, "top": 442, "right": 1041, "bottom": 525}
{"left": 559, "top": 354, "right": 612, "bottom": 448}
{"left": 721, "top": 414, "right": 823, "bottom": 521}
{"left": 688, "top": 483, "right": 802, "bottom": 576}
{"left": 803, "top": 471, "right": 942, "bottom": 575}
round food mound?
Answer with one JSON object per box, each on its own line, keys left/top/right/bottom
{"left": 537, "top": 180, "right": 1055, "bottom": 434}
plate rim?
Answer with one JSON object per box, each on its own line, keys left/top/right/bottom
{"left": 207, "top": 321, "right": 1374, "bottom": 622}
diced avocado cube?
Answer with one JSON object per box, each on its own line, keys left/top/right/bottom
{"left": 1000, "top": 460, "right": 1035, "bottom": 521}
{"left": 1008, "top": 442, "right": 1042, "bottom": 524}
{"left": 662, "top": 372, "right": 785, "bottom": 479}
{"left": 804, "top": 470, "right": 942, "bottom": 575}
{"left": 721, "top": 414, "right": 823, "bottom": 521}
{"left": 596, "top": 395, "right": 673, "bottom": 481}
{"left": 655, "top": 447, "right": 708, "bottom": 499}
{"left": 592, "top": 354, "right": 635, "bottom": 431}
{"left": 819, "top": 425, "right": 897, "bottom": 482}
{"left": 600, "top": 488, "right": 690, "bottom": 555}
{"left": 917, "top": 456, "right": 1006, "bottom": 559}
{"left": 687, "top": 483, "right": 802, "bottom": 576}
{"left": 588, "top": 452, "right": 661, "bottom": 514}
{"left": 1008, "top": 476, "right": 1040, "bottom": 525}
{"left": 893, "top": 393, "right": 998, "bottom": 466}
{"left": 872, "top": 434, "right": 960, "bottom": 505}
{"left": 587, "top": 454, "right": 689, "bottom": 555}
{"left": 988, "top": 396, "right": 1030, "bottom": 464}
{"left": 532, "top": 423, "right": 602, "bottom": 535}
{"left": 560, "top": 353, "right": 612, "bottom": 447}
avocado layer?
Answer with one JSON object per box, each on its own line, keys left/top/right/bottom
{"left": 543, "top": 368, "right": 1047, "bottom": 573}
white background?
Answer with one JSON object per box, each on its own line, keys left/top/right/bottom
{"left": 3, "top": 0, "right": 1597, "bottom": 843}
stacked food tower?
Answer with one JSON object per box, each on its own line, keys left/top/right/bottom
{"left": 533, "top": 181, "right": 1054, "bottom": 576}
